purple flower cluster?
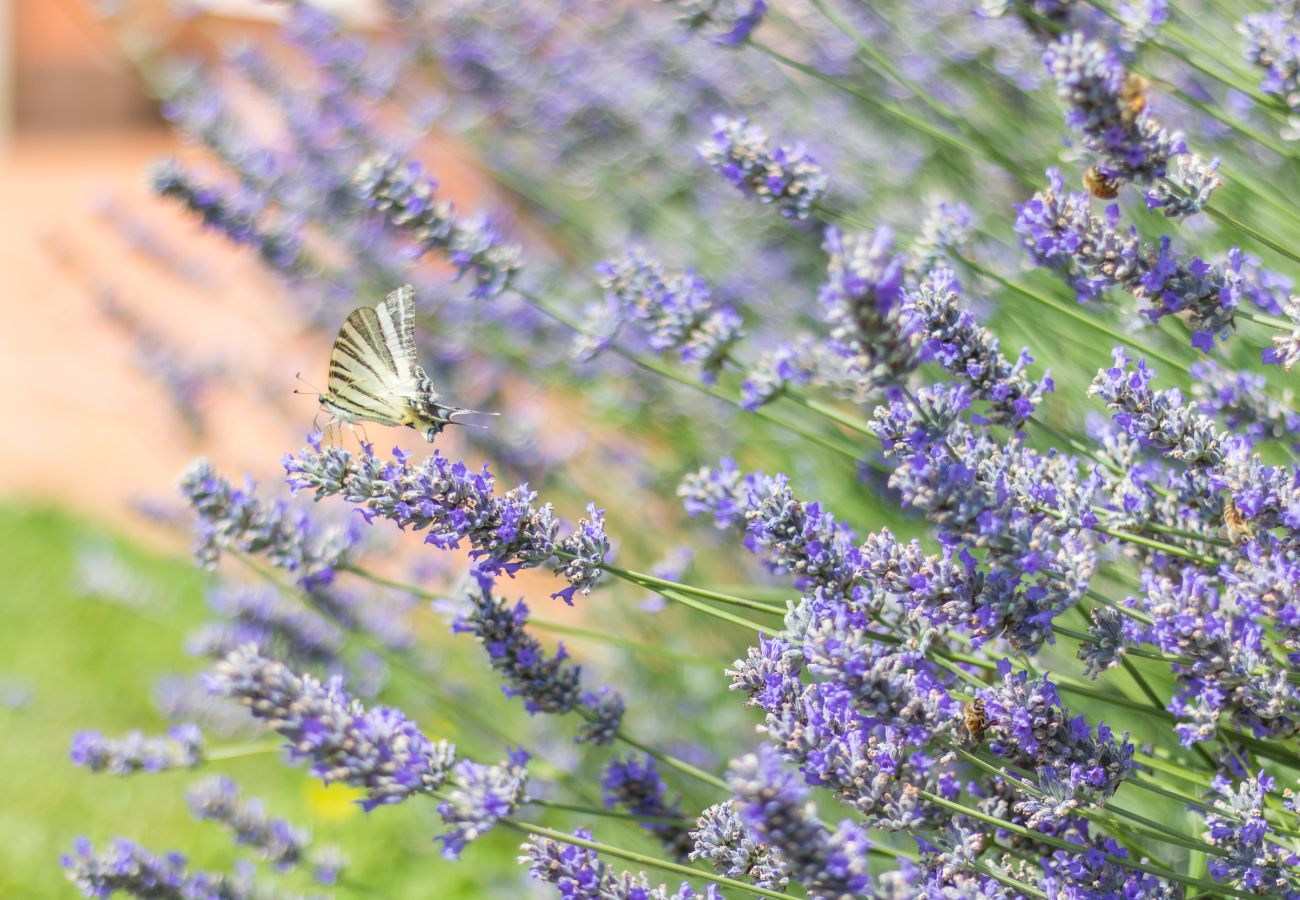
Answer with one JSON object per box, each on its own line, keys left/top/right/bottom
{"left": 588, "top": 250, "right": 743, "bottom": 381}
{"left": 187, "top": 775, "right": 314, "bottom": 875}
{"left": 436, "top": 749, "right": 530, "bottom": 859}
{"left": 1191, "top": 361, "right": 1300, "bottom": 452}
{"left": 980, "top": 662, "right": 1136, "bottom": 812}
{"left": 699, "top": 116, "right": 828, "bottom": 220}
{"left": 62, "top": 837, "right": 259, "bottom": 900}
{"left": 1242, "top": 6, "right": 1300, "bottom": 128}
{"left": 906, "top": 268, "right": 1052, "bottom": 426}
{"left": 284, "top": 440, "right": 609, "bottom": 604}
{"left": 1090, "top": 349, "right": 1225, "bottom": 468}
{"left": 353, "top": 153, "right": 521, "bottom": 300}
{"left": 187, "top": 585, "right": 344, "bottom": 670}
{"left": 1269, "top": 299, "right": 1300, "bottom": 370}
{"left": 451, "top": 570, "right": 623, "bottom": 744}
{"left": 1093, "top": 350, "right": 1300, "bottom": 541}
{"left": 668, "top": 0, "right": 769, "bottom": 46}
{"left": 1044, "top": 32, "right": 1220, "bottom": 214}
{"left": 180, "top": 459, "right": 360, "bottom": 593}
{"left": 817, "top": 226, "right": 921, "bottom": 391}
{"left": 1202, "top": 772, "right": 1300, "bottom": 895}
{"left": 1138, "top": 566, "right": 1300, "bottom": 745}
{"left": 726, "top": 746, "right": 873, "bottom": 898}
{"left": 690, "top": 802, "right": 789, "bottom": 888}
{"left": 1015, "top": 170, "right": 1241, "bottom": 349}
{"left": 741, "top": 337, "right": 874, "bottom": 410}
{"left": 872, "top": 387, "right": 1098, "bottom": 651}
{"left": 151, "top": 159, "right": 305, "bottom": 274}
{"left": 601, "top": 754, "right": 692, "bottom": 858}
{"left": 681, "top": 464, "right": 866, "bottom": 609}
{"left": 524, "top": 827, "right": 722, "bottom": 899}
{"left": 69, "top": 724, "right": 204, "bottom": 775}
{"left": 210, "top": 645, "right": 456, "bottom": 811}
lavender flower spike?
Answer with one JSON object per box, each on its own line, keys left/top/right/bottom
{"left": 522, "top": 827, "right": 722, "bottom": 899}
{"left": 451, "top": 570, "right": 624, "bottom": 744}
{"left": 69, "top": 724, "right": 204, "bottom": 775}
{"left": 437, "top": 748, "right": 530, "bottom": 859}
{"left": 179, "top": 458, "right": 359, "bottom": 592}
{"left": 354, "top": 152, "right": 521, "bottom": 300}
{"left": 284, "top": 441, "right": 609, "bottom": 604}
{"left": 1044, "top": 32, "right": 1219, "bottom": 216}
{"left": 602, "top": 754, "right": 692, "bottom": 859}
{"left": 818, "top": 225, "right": 921, "bottom": 391}
{"left": 666, "top": 0, "right": 768, "bottom": 46}
{"left": 187, "top": 775, "right": 310, "bottom": 872}
{"left": 691, "top": 801, "right": 790, "bottom": 888}
{"left": 152, "top": 159, "right": 305, "bottom": 273}
{"left": 907, "top": 267, "right": 1052, "bottom": 426}
{"left": 592, "top": 250, "right": 743, "bottom": 381}
{"left": 699, "top": 116, "right": 828, "bottom": 220}
{"left": 210, "top": 644, "right": 456, "bottom": 811}
{"left": 727, "top": 746, "right": 873, "bottom": 898}
{"left": 62, "top": 837, "right": 259, "bottom": 900}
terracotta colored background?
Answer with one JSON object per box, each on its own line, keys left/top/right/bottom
{"left": 1, "top": 1, "right": 475, "bottom": 549}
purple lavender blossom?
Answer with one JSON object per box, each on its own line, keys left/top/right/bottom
{"left": 180, "top": 460, "right": 359, "bottom": 593}
{"left": 61, "top": 837, "right": 258, "bottom": 899}
{"left": 1040, "top": 832, "right": 1172, "bottom": 897}
{"left": 284, "top": 441, "right": 609, "bottom": 604}
{"left": 451, "top": 570, "right": 623, "bottom": 744}
{"left": 353, "top": 153, "right": 521, "bottom": 300}
{"left": 210, "top": 645, "right": 456, "bottom": 810}
{"left": 187, "top": 775, "right": 311, "bottom": 873}
{"left": 666, "top": 0, "right": 768, "bottom": 46}
{"left": 601, "top": 754, "right": 692, "bottom": 858}
{"left": 818, "top": 226, "right": 921, "bottom": 391}
{"left": 906, "top": 267, "right": 1052, "bottom": 426}
{"left": 1191, "top": 361, "right": 1300, "bottom": 451}
{"left": 1015, "top": 169, "right": 1240, "bottom": 348}
{"left": 1242, "top": 6, "right": 1300, "bottom": 133}
{"left": 188, "top": 585, "right": 344, "bottom": 669}
{"left": 523, "top": 827, "right": 722, "bottom": 899}
{"left": 726, "top": 746, "right": 873, "bottom": 897}
{"left": 152, "top": 159, "right": 304, "bottom": 273}
{"left": 69, "top": 724, "right": 204, "bottom": 775}
{"left": 436, "top": 750, "right": 530, "bottom": 859}
{"left": 1090, "top": 349, "right": 1224, "bottom": 467}
{"left": 1269, "top": 299, "right": 1300, "bottom": 369}
{"left": 1139, "top": 566, "right": 1300, "bottom": 745}
{"left": 740, "top": 337, "right": 878, "bottom": 410}
{"left": 682, "top": 465, "right": 866, "bottom": 607}
{"left": 699, "top": 116, "right": 828, "bottom": 220}
{"left": 590, "top": 250, "right": 743, "bottom": 381}
{"left": 690, "top": 801, "right": 790, "bottom": 888}
{"left": 981, "top": 661, "right": 1136, "bottom": 806}
{"left": 1203, "top": 772, "right": 1300, "bottom": 894}
{"left": 1044, "top": 32, "right": 1218, "bottom": 215}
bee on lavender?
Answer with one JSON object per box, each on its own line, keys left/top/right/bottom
{"left": 963, "top": 698, "right": 989, "bottom": 746}
{"left": 1083, "top": 165, "right": 1120, "bottom": 199}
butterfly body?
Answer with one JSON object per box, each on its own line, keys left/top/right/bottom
{"left": 320, "top": 285, "right": 476, "bottom": 441}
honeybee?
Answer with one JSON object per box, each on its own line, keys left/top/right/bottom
{"left": 1223, "top": 497, "right": 1255, "bottom": 545}
{"left": 1120, "top": 72, "right": 1148, "bottom": 124}
{"left": 1083, "top": 165, "right": 1119, "bottom": 199}
{"left": 963, "top": 698, "right": 988, "bottom": 746}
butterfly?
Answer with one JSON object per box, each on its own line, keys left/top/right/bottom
{"left": 319, "top": 285, "right": 479, "bottom": 441}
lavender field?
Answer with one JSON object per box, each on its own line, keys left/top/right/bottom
{"left": 10, "top": 0, "right": 1300, "bottom": 897}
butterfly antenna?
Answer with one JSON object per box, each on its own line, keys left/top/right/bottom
{"left": 293, "top": 372, "right": 323, "bottom": 397}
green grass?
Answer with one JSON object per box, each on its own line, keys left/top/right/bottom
{"left": 0, "top": 505, "right": 530, "bottom": 899}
